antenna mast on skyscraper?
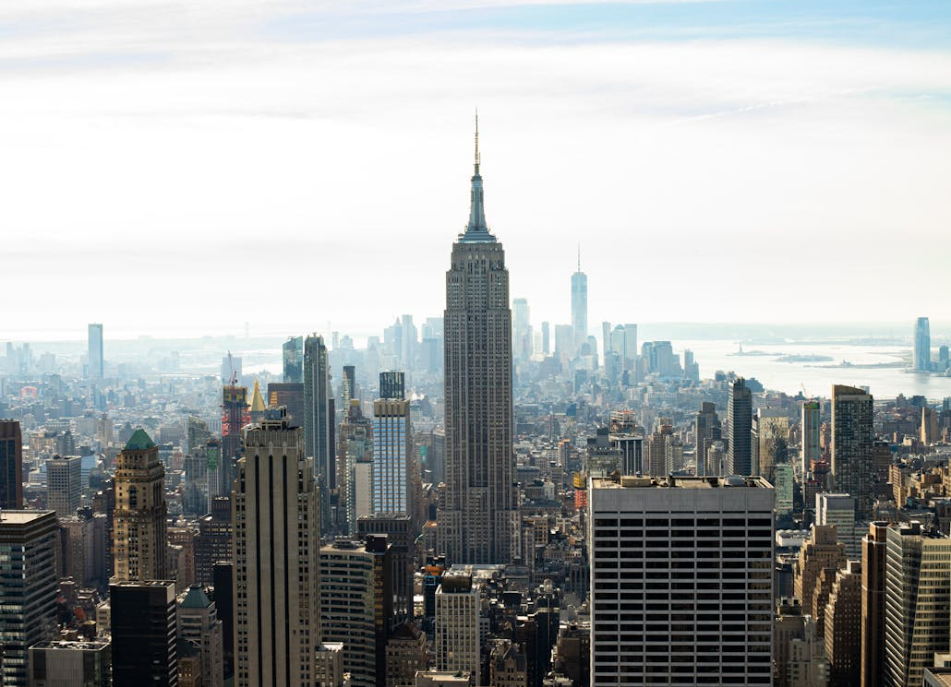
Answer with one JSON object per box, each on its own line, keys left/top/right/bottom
{"left": 474, "top": 109, "right": 480, "bottom": 173}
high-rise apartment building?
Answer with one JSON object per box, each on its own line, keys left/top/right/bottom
{"left": 0, "top": 510, "right": 58, "bottom": 687}
{"left": 571, "top": 254, "right": 587, "bottom": 344}
{"left": 817, "top": 493, "right": 858, "bottom": 558}
{"left": 87, "top": 323, "right": 103, "bottom": 379}
{"left": 801, "top": 400, "right": 821, "bottom": 477}
{"left": 304, "top": 334, "right": 333, "bottom": 494}
{"left": 319, "top": 537, "right": 393, "bottom": 687}
{"left": 339, "top": 400, "right": 373, "bottom": 536}
{"left": 824, "top": 560, "right": 862, "bottom": 687}
{"left": 883, "top": 522, "right": 951, "bottom": 687}
{"left": 861, "top": 522, "right": 888, "bottom": 687}
{"left": 438, "top": 121, "right": 519, "bottom": 565}
{"left": 178, "top": 585, "right": 224, "bottom": 687}
{"left": 726, "top": 378, "right": 753, "bottom": 476}
{"left": 913, "top": 317, "right": 931, "bottom": 372}
{"left": 114, "top": 429, "right": 168, "bottom": 582}
{"left": 794, "top": 524, "right": 847, "bottom": 615}
{"left": 283, "top": 335, "right": 303, "bottom": 383}
{"left": 831, "top": 384, "right": 874, "bottom": 519}
{"left": 0, "top": 419, "right": 23, "bottom": 509}
{"left": 111, "top": 580, "right": 178, "bottom": 687}
{"left": 47, "top": 455, "right": 82, "bottom": 518}
{"left": 588, "top": 475, "right": 774, "bottom": 686}
{"left": 695, "top": 402, "right": 721, "bottom": 477}
{"left": 233, "top": 408, "right": 320, "bottom": 687}
{"left": 373, "top": 394, "right": 413, "bottom": 518}
{"left": 435, "top": 573, "right": 480, "bottom": 683}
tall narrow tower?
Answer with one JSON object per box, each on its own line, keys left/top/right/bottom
{"left": 913, "top": 317, "right": 931, "bottom": 372}
{"left": 571, "top": 248, "right": 587, "bottom": 346}
{"left": 233, "top": 408, "right": 320, "bottom": 687}
{"left": 438, "top": 116, "right": 519, "bottom": 565}
{"left": 113, "top": 429, "right": 168, "bottom": 582}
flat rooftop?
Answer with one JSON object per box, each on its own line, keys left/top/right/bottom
{"left": 0, "top": 510, "right": 55, "bottom": 525}
{"left": 591, "top": 476, "right": 771, "bottom": 490}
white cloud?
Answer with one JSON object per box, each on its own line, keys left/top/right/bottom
{"left": 0, "top": 3, "right": 950, "bottom": 340}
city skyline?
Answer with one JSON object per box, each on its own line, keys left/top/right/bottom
{"left": 2, "top": 1, "right": 951, "bottom": 335}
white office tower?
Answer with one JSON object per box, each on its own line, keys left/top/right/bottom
{"left": 233, "top": 408, "right": 320, "bottom": 687}
{"left": 589, "top": 475, "right": 774, "bottom": 686}
{"left": 816, "top": 493, "right": 858, "bottom": 559}
{"left": 435, "top": 573, "right": 481, "bottom": 685}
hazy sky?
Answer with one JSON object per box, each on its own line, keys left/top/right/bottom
{"left": 1, "top": 0, "right": 950, "bottom": 341}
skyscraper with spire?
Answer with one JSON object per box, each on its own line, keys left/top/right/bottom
{"left": 438, "top": 115, "right": 519, "bottom": 565}
{"left": 571, "top": 247, "right": 587, "bottom": 346}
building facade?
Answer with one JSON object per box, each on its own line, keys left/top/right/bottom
{"left": 113, "top": 429, "right": 168, "bottom": 582}
{"left": 111, "top": 580, "right": 178, "bottom": 687}
{"left": 233, "top": 409, "right": 320, "bottom": 687}
{"left": 726, "top": 378, "right": 753, "bottom": 476}
{"left": 588, "top": 475, "right": 774, "bottom": 686}
{"left": 831, "top": 384, "right": 874, "bottom": 519}
{"left": 0, "top": 511, "right": 58, "bottom": 687}
{"left": 0, "top": 420, "right": 23, "bottom": 509}
{"left": 438, "top": 123, "right": 519, "bottom": 565}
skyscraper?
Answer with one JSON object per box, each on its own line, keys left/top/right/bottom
{"left": 883, "top": 522, "right": 951, "bottom": 687}
{"left": 861, "top": 522, "right": 888, "bottom": 687}
{"left": 435, "top": 573, "right": 480, "bottom": 681}
{"left": 338, "top": 400, "right": 373, "bottom": 536}
{"left": 0, "top": 510, "right": 58, "bottom": 687}
{"left": 0, "top": 419, "right": 23, "bottom": 509}
{"left": 87, "top": 323, "right": 103, "bottom": 379}
{"left": 282, "top": 335, "right": 303, "bottom": 383}
{"left": 513, "top": 297, "right": 533, "bottom": 362}
{"left": 113, "top": 429, "right": 168, "bottom": 582}
{"left": 913, "top": 316, "right": 931, "bottom": 372}
{"left": 831, "top": 384, "right": 874, "bottom": 519}
{"left": 726, "top": 377, "right": 753, "bottom": 476}
{"left": 233, "top": 408, "right": 320, "bottom": 687}
{"left": 304, "top": 334, "right": 333, "bottom": 491}
{"left": 801, "top": 399, "right": 821, "bottom": 477}
{"left": 588, "top": 475, "right": 774, "bottom": 686}
{"left": 571, "top": 249, "right": 587, "bottom": 344}
{"left": 178, "top": 585, "right": 225, "bottom": 687}
{"left": 46, "top": 455, "right": 82, "bottom": 518}
{"left": 111, "top": 580, "right": 178, "bottom": 687}
{"left": 372, "top": 377, "right": 414, "bottom": 519}
{"left": 695, "top": 402, "right": 721, "bottom": 477}
{"left": 319, "top": 536, "right": 393, "bottom": 687}
{"left": 438, "top": 117, "right": 519, "bottom": 565}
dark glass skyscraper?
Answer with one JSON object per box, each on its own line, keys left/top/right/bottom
{"left": 283, "top": 335, "right": 303, "bottom": 383}
{"left": 726, "top": 377, "right": 753, "bottom": 476}
{"left": 832, "top": 384, "right": 874, "bottom": 519}
{"left": 437, "top": 118, "right": 518, "bottom": 565}
{"left": 0, "top": 420, "right": 23, "bottom": 509}
{"left": 304, "top": 334, "right": 333, "bottom": 537}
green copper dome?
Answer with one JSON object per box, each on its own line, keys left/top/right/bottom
{"left": 125, "top": 428, "right": 156, "bottom": 451}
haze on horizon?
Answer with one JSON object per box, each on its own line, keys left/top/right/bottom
{"left": 1, "top": 0, "right": 950, "bottom": 339}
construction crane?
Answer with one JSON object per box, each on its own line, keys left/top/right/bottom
{"left": 800, "top": 382, "right": 809, "bottom": 398}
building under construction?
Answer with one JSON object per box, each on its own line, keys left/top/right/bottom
{"left": 221, "top": 385, "right": 249, "bottom": 463}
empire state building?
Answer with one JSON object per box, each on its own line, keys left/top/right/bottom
{"left": 438, "top": 118, "right": 519, "bottom": 565}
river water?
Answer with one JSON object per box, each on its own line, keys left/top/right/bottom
{"left": 679, "top": 339, "right": 951, "bottom": 401}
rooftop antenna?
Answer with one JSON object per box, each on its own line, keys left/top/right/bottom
{"left": 577, "top": 244, "right": 581, "bottom": 273}
{"left": 474, "top": 108, "right": 481, "bottom": 174}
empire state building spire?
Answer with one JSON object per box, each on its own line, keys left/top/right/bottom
{"left": 462, "top": 111, "right": 494, "bottom": 242}
{"left": 440, "top": 112, "right": 518, "bottom": 565}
